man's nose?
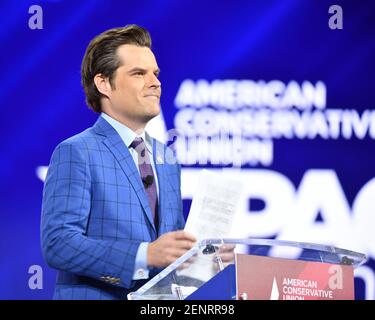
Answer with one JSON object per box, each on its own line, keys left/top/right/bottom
{"left": 147, "top": 73, "right": 161, "bottom": 88}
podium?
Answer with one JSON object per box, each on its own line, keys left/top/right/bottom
{"left": 127, "top": 238, "right": 366, "bottom": 300}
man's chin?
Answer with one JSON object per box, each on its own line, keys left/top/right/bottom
{"left": 144, "top": 109, "right": 160, "bottom": 122}
{"left": 147, "top": 105, "right": 161, "bottom": 118}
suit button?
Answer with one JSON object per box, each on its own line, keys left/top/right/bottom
{"left": 137, "top": 269, "right": 145, "bottom": 278}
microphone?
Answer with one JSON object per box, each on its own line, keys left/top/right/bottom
{"left": 142, "top": 175, "right": 154, "bottom": 188}
{"left": 202, "top": 244, "right": 218, "bottom": 254}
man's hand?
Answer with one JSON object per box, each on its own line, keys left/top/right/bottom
{"left": 213, "top": 244, "right": 236, "bottom": 270}
{"left": 147, "top": 231, "right": 197, "bottom": 268}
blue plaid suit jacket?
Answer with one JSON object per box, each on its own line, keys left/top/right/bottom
{"left": 41, "top": 116, "right": 185, "bottom": 300}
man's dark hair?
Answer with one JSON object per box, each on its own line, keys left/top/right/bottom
{"left": 81, "top": 24, "right": 152, "bottom": 113}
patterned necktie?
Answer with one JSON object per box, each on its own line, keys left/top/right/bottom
{"left": 130, "top": 137, "right": 158, "bottom": 226}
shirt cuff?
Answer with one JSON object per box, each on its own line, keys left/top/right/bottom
{"left": 133, "top": 242, "right": 150, "bottom": 280}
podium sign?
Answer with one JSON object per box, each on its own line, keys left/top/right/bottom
{"left": 128, "top": 239, "right": 365, "bottom": 300}
{"left": 236, "top": 254, "right": 354, "bottom": 300}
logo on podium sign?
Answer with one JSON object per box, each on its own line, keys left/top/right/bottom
{"left": 236, "top": 254, "right": 354, "bottom": 300}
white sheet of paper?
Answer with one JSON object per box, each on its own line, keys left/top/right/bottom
{"left": 178, "top": 169, "right": 243, "bottom": 282}
{"left": 184, "top": 169, "right": 243, "bottom": 240}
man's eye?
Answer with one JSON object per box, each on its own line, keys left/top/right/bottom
{"left": 134, "top": 72, "right": 143, "bottom": 76}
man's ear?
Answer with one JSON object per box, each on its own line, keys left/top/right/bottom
{"left": 93, "top": 74, "right": 112, "bottom": 98}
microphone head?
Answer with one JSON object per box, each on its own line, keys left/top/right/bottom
{"left": 142, "top": 175, "right": 154, "bottom": 188}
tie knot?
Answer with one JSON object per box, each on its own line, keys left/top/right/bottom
{"left": 130, "top": 137, "right": 144, "bottom": 149}
{"left": 130, "top": 137, "right": 146, "bottom": 157}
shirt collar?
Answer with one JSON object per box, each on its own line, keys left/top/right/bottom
{"left": 101, "top": 112, "right": 153, "bottom": 154}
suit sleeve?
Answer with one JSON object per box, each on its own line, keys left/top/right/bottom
{"left": 41, "top": 141, "right": 140, "bottom": 289}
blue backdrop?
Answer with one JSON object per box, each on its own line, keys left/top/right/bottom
{"left": 0, "top": 0, "right": 374, "bottom": 299}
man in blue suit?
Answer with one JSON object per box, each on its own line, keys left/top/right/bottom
{"left": 41, "top": 25, "right": 197, "bottom": 299}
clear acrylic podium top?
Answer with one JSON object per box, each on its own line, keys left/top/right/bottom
{"left": 127, "top": 238, "right": 367, "bottom": 300}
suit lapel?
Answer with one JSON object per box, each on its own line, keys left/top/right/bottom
{"left": 153, "top": 140, "right": 167, "bottom": 235}
{"left": 93, "top": 117, "right": 156, "bottom": 235}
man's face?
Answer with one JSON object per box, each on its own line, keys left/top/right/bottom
{"left": 106, "top": 44, "right": 161, "bottom": 128}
